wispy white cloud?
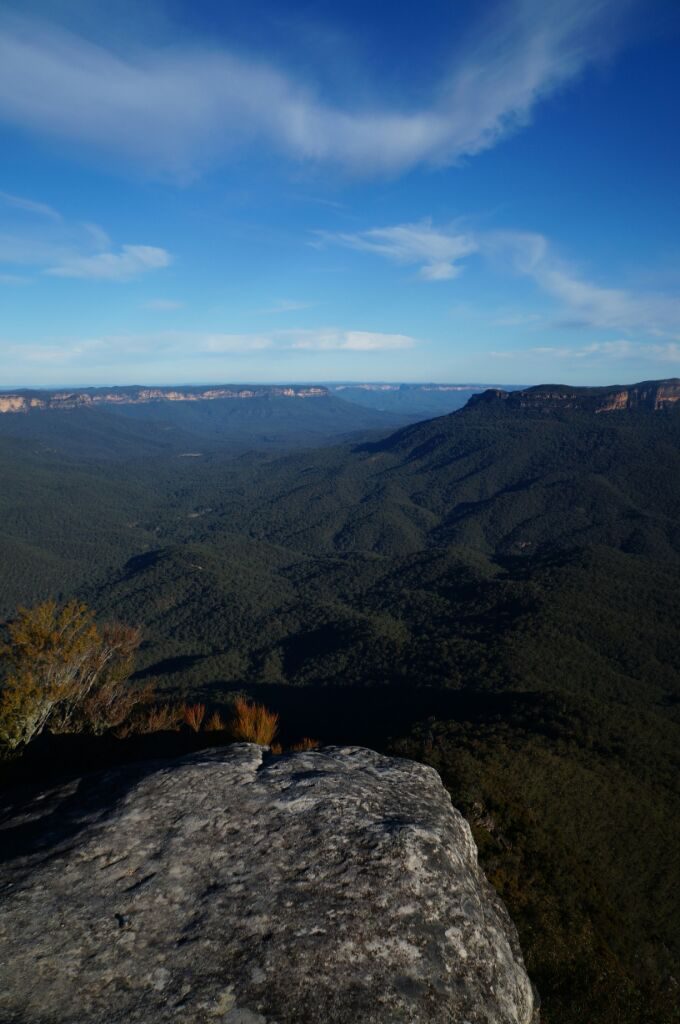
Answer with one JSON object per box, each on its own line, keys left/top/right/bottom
{"left": 0, "top": 271, "right": 30, "bottom": 285}
{"left": 0, "top": 1, "right": 633, "bottom": 177}
{"left": 0, "top": 191, "right": 171, "bottom": 281}
{"left": 491, "top": 339, "right": 680, "bottom": 362}
{"left": 647, "top": 343, "right": 680, "bottom": 362}
{"left": 6, "top": 337, "right": 109, "bottom": 365}
{"left": 46, "top": 244, "right": 171, "bottom": 280}
{"left": 259, "top": 299, "right": 311, "bottom": 314}
{"left": 491, "top": 231, "right": 680, "bottom": 336}
{"left": 491, "top": 311, "right": 546, "bottom": 328}
{"left": 198, "top": 334, "right": 273, "bottom": 354}
{"left": 532, "top": 340, "right": 637, "bottom": 358}
{"left": 3, "top": 328, "right": 417, "bottom": 366}
{"left": 81, "top": 222, "right": 111, "bottom": 250}
{"left": 145, "top": 298, "right": 184, "bottom": 311}
{"left": 322, "top": 218, "right": 680, "bottom": 339}
{"left": 2, "top": 333, "right": 269, "bottom": 365}
{"left": 288, "top": 330, "right": 416, "bottom": 351}
{"left": 0, "top": 190, "right": 61, "bottom": 221}
{"left": 318, "top": 221, "right": 477, "bottom": 280}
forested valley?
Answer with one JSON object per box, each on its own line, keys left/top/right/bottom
{"left": 1, "top": 386, "right": 679, "bottom": 1024}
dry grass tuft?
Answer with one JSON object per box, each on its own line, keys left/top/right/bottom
{"left": 183, "top": 702, "right": 206, "bottom": 733}
{"left": 230, "top": 697, "right": 279, "bottom": 746}
{"left": 289, "top": 737, "right": 320, "bottom": 752}
{"left": 114, "top": 702, "right": 183, "bottom": 737}
{"left": 204, "top": 711, "right": 226, "bottom": 732}
{"left": 144, "top": 703, "right": 184, "bottom": 733}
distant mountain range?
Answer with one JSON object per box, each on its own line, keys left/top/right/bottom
{"left": 0, "top": 381, "right": 522, "bottom": 459}
{"left": 0, "top": 385, "right": 524, "bottom": 444}
{"left": 326, "top": 382, "right": 521, "bottom": 418}
{"left": 0, "top": 384, "right": 328, "bottom": 413}
{"left": 0, "top": 384, "right": 411, "bottom": 458}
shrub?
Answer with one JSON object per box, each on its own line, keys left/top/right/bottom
{"left": 0, "top": 600, "right": 142, "bottom": 750}
{"left": 230, "top": 697, "right": 279, "bottom": 746}
{"left": 289, "top": 737, "right": 320, "bottom": 752}
{"left": 118, "top": 703, "right": 184, "bottom": 737}
{"left": 183, "top": 702, "right": 206, "bottom": 733}
{"left": 204, "top": 711, "right": 226, "bottom": 732}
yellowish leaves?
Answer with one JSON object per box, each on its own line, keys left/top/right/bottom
{"left": 0, "top": 600, "right": 141, "bottom": 750}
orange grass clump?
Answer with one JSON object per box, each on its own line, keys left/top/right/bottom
{"left": 230, "top": 697, "right": 279, "bottom": 746}
{"left": 143, "top": 703, "right": 183, "bottom": 733}
{"left": 289, "top": 737, "right": 320, "bottom": 752}
{"left": 204, "top": 711, "right": 226, "bottom": 732}
{"left": 183, "top": 702, "right": 206, "bottom": 733}
{"left": 114, "top": 702, "right": 182, "bottom": 737}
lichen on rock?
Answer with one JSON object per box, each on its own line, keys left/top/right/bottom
{"left": 0, "top": 745, "right": 538, "bottom": 1023}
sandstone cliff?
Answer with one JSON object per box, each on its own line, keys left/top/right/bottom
{"left": 0, "top": 745, "right": 537, "bottom": 1024}
{"left": 468, "top": 378, "right": 680, "bottom": 413}
{"left": 0, "top": 385, "right": 328, "bottom": 414}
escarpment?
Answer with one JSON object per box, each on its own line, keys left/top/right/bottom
{"left": 0, "top": 745, "right": 537, "bottom": 1024}
{"left": 0, "top": 385, "right": 328, "bottom": 414}
{"left": 467, "top": 378, "right": 680, "bottom": 413}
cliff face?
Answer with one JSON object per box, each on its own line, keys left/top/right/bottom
{"left": 0, "top": 385, "right": 328, "bottom": 414}
{"left": 0, "top": 745, "right": 537, "bottom": 1024}
{"left": 468, "top": 378, "right": 680, "bottom": 414}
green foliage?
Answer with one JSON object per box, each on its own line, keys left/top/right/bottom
{"left": 390, "top": 692, "right": 680, "bottom": 1024}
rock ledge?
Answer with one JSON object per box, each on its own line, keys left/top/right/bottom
{"left": 0, "top": 745, "right": 537, "bottom": 1023}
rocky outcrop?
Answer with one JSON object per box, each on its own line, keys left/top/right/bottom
{"left": 0, "top": 745, "right": 537, "bottom": 1024}
{"left": 0, "top": 385, "right": 328, "bottom": 414}
{"left": 468, "top": 378, "right": 680, "bottom": 414}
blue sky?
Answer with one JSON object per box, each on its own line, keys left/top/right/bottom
{"left": 1, "top": 0, "right": 679, "bottom": 386}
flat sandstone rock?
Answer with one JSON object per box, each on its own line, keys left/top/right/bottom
{"left": 0, "top": 745, "right": 537, "bottom": 1023}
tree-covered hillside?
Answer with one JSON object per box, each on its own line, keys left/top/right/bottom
{"left": 1, "top": 387, "right": 679, "bottom": 1023}
{"left": 0, "top": 390, "right": 410, "bottom": 458}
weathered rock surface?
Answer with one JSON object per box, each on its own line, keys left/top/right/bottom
{"left": 0, "top": 745, "right": 537, "bottom": 1024}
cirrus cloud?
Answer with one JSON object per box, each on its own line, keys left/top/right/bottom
{"left": 490, "top": 339, "right": 680, "bottom": 363}
{"left": 321, "top": 218, "right": 680, "bottom": 340}
{"left": 2, "top": 328, "right": 418, "bottom": 368}
{"left": 0, "top": 1, "right": 635, "bottom": 178}
{"left": 317, "top": 221, "right": 477, "bottom": 280}
{"left": 46, "top": 244, "right": 171, "bottom": 280}
{"left": 0, "top": 190, "right": 171, "bottom": 282}
{"left": 0, "top": 190, "right": 61, "bottom": 221}
{"left": 289, "top": 330, "right": 415, "bottom": 351}
{"left": 488, "top": 230, "right": 680, "bottom": 337}
{"left": 145, "top": 298, "right": 184, "bottom": 311}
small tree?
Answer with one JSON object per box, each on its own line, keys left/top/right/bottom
{"left": 0, "top": 600, "right": 142, "bottom": 750}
